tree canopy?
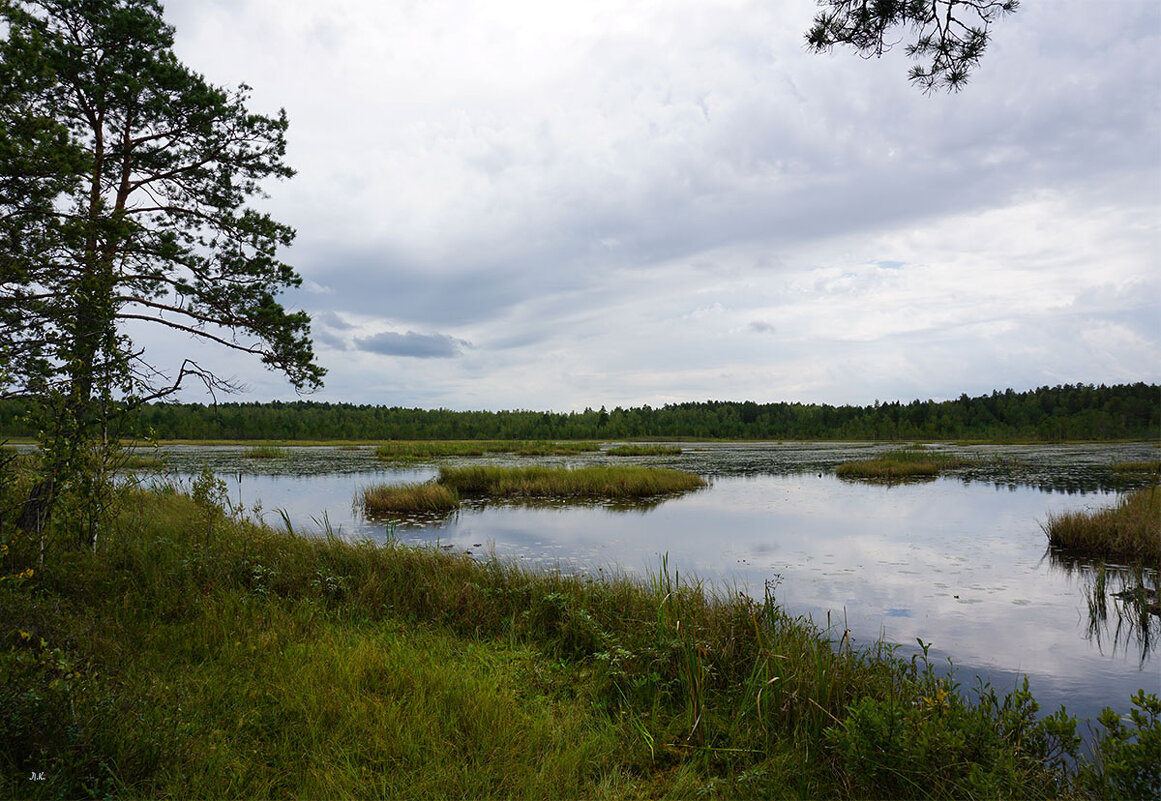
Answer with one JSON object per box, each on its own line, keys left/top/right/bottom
{"left": 0, "top": 0, "right": 323, "bottom": 532}
{"left": 806, "top": 0, "right": 1020, "bottom": 91}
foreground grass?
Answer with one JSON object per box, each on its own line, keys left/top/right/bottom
{"left": 836, "top": 446, "right": 974, "bottom": 480}
{"left": 2, "top": 489, "right": 1158, "bottom": 799}
{"left": 438, "top": 464, "right": 707, "bottom": 499}
{"left": 1043, "top": 485, "right": 1161, "bottom": 565}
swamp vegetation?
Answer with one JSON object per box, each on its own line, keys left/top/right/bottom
{"left": 2, "top": 480, "right": 1159, "bottom": 800}
{"left": 834, "top": 446, "right": 975, "bottom": 480}
{"left": 361, "top": 465, "right": 706, "bottom": 517}
{"left": 1042, "top": 485, "right": 1161, "bottom": 565}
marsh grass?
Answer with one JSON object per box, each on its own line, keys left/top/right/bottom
{"left": 361, "top": 482, "right": 460, "bottom": 515}
{"left": 1, "top": 487, "right": 1155, "bottom": 799}
{"left": 606, "top": 445, "right": 683, "bottom": 457}
{"left": 1112, "top": 460, "right": 1161, "bottom": 479}
{"left": 375, "top": 440, "right": 599, "bottom": 461}
{"left": 242, "top": 444, "right": 290, "bottom": 459}
{"left": 1042, "top": 486, "right": 1161, "bottom": 564}
{"left": 836, "top": 446, "right": 974, "bottom": 480}
{"left": 114, "top": 453, "right": 164, "bottom": 470}
{"left": 437, "top": 464, "right": 706, "bottom": 499}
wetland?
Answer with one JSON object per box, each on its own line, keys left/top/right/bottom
{"left": 144, "top": 439, "right": 1160, "bottom": 726}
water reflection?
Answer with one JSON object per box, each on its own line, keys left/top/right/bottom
{"left": 1047, "top": 552, "right": 1160, "bottom": 666}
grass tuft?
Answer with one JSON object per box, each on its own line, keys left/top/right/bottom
{"left": 606, "top": 445, "right": 683, "bottom": 457}
{"left": 361, "top": 482, "right": 460, "bottom": 515}
{"left": 437, "top": 464, "right": 706, "bottom": 499}
{"left": 242, "top": 445, "right": 290, "bottom": 459}
{"left": 1042, "top": 486, "right": 1161, "bottom": 564}
{"left": 836, "top": 446, "right": 973, "bottom": 480}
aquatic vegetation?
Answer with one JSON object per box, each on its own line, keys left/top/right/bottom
{"left": 361, "top": 482, "right": 459, "bottom": 515}
{"left": 115, "top": 453, "right": 164, "bottom": 470}
{"left": 835, "top": 446, "right": 973, "bottom": 480}
{"left": 605, "top": 444, "right": 683, "bottom": 456}
{"left": 437, "top": 464, "right": 706, "bottom": 499}
{"left": 1042, "top": 486, "right": 1160, "bottom": 564}
{"left": 374, "top": 440, "right": 599, "bottom": 461}
{"left": 1112, "top": 460, "right": 1161, "bottom": 479}
{"left": 242, "top": 445, "right": 290, "bottom": 459}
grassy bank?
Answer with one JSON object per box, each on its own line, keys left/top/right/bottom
{"left": 437, "top": 464, "right": 707, "bottom": 499}
{"left": 836, "top": 446, "right": 974, "bottom": 480}
{"left": 1042, "top": 485, "right": 1161, "bottom": 564}
{"left": 2, "top": 488, "right": 1158, "bottom": 798}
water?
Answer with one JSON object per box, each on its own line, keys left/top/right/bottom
{"left": 147, "top": 440, "right": 1160, "bottom": 725}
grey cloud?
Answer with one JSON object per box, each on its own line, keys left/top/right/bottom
{"left": 749, "top": 321, "right": 777, "bottom": 334}
{"left": 314, "top": 310, "right": 355, "bottom": 330}
{"left": 355, "top": 331, "right": 471, "bottom": 359}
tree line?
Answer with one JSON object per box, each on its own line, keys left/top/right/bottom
{"left": 1, "top": 383, "right": 1154, "bottom": 442}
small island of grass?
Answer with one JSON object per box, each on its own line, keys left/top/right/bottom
{"left": 242, "top": 445, "right": 290, "bottom": 459}
{"left": 606, "top": 444, "right": 683, "bottom": 457}
{"left": 835, "top": 446, "right": 973, "bottom": 480}
{"left": 362, "top": 482, "right": 460, "bottom": 515}
{"left": 361, "top": 465, "right": 706, "bottom": 517}
{"left": 437, "top": 464, "right": 706, "bottom": 499}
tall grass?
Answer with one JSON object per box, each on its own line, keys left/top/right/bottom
{"left": 437, "top": 464, "right": 706, "bottom": 499}
{"left": 606, "top": 444, "right": 683, "bottom": 457}
{"left": 242, "top": 444, "right": 290, "bottom": 459}
{"left": 361, "top": 482, "right": 460, "bottom": 515}
{"left": 1, "top": 486, "right": 1156, "bottom": 799}
{"left": 836, "top": 446, "right": 973, "bottom": 480}
{"left": 1042, "top": 486, "right": 1161, "bottom": 564}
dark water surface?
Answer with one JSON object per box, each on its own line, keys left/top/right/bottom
{"left": 152, "top": 441, "right": 1160, "bottom": 726}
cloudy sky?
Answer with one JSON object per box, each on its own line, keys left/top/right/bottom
{"left": 156, "top": 0, "right": 1159, "bottom": 411}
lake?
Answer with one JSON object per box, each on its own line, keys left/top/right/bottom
{"left": 147, "top": 440, "right": 1160, "bottom": 727}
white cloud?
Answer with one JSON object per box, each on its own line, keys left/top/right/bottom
{"left": 142, "top": 0, "right": 1161, "bottom": 409}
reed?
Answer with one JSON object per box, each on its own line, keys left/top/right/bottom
{"left": 606, "top": 445, "right": 683, "bottom": 457}
{"left": 361, "top": 482, "right": 460, "bottom": 515}
{"left": 437, "top": 464, "right": 706, "bottom": 499}
{"left": 1042, "top": 486, "right": 1161, "bottom": 564}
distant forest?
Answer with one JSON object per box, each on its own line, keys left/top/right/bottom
{"left": 1, "top": 383, "right": 1157, "bottom": 442}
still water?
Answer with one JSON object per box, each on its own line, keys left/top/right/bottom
{"left": 150, "top": 441, "right": 1160, "bottom": 725}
